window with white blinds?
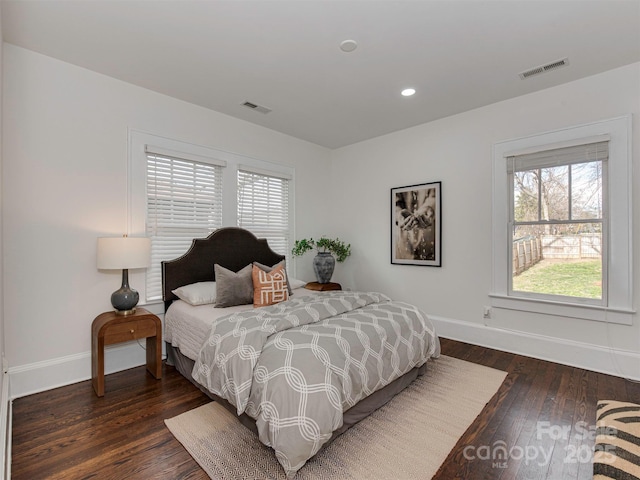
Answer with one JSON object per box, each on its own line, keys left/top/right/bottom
{"left": 146, "top": 152, "right": 223, "bottom": 300}
{"left": 491, "top": 116, "right": 632, "bottom": 324}
{"left": 129, "top": 131, "right": 295, "bottom": 304}
{"left": 237, "top": 168, "right": 291, "bottom": 262}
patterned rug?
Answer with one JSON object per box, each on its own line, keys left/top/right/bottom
{"left": 165, "top": 355, "right": 506, "bottom": 479}
{"left": 594, "top": 400, "right": 640, "bottom": 480}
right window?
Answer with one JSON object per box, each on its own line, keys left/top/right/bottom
{"left": 508, "top": 141, "right": 607, "bottom": 304}
{"left": 492, "top": 116, "right": 632, "bottom": 324}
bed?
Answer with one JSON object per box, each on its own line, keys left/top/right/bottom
{"left": 162, "top": 227, "right": 440, "bottom": 477}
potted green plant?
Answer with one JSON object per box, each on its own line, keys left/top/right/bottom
{"left": 292, "top": 237, "right": 351, "bottom": 283}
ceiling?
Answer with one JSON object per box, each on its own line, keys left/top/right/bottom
{"left": 3, "top": 0, "right": 639, "bottom": 149}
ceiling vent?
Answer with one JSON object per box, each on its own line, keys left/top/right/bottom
{"left": 519, "top": 57, "right": 570, "bottom": 80}
{"left": 241, "top": 101, "right": 272, "bottom": 114}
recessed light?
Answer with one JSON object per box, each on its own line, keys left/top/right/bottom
{"left": 340, "top": 39, "right": 358, "bottom": 53}
{"left": 401, "top": 88, "right": 416, "bottom": 97}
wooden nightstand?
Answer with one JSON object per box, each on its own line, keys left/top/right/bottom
{"left": 91, "top": 308, "right": 162, "bottom": 397}
{"left": 304, "top": 281, "right": 342, "bottom": 291}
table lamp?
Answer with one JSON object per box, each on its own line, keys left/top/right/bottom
{"left": 97, "top": 235, "right": 151, "bottom": 315}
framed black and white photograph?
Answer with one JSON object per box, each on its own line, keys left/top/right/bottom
{"left": 391, "top": 181, "right": 441, "bottom": 266}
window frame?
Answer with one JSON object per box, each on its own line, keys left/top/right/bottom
{"left": 491, "top": 116, "right": 633, "bottom": 325}
{"left": 128, "top": 129, "right": 295, "bottom": 304}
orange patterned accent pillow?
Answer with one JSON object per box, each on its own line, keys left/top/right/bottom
{"left": 252, "top": 264, "right": 289, "bottom": 308}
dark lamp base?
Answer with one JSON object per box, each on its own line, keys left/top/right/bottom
{"left": 111, "top": 269, "right": 140, "bottom": 314}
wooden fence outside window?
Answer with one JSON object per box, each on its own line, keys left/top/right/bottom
{"left": 512, "top": 234, "right": 601, "bottom": 276}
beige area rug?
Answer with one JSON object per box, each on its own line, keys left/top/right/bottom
{"left": 165, "top": 355, "right": 507, "bottom": 479}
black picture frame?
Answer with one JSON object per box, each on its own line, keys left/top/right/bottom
{"left": 391, "top": 181, "right": 442, "bottom": 266}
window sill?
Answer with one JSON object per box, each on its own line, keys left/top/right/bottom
{"left": 139, "top": 301, "right": 165, "bottom": 316}
{"left": 489, "top": 294, "right": 634, "bottom": 325}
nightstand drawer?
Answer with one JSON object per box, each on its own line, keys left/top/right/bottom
{"left": 103, "top": 318, "right": 157, "bottom": 345}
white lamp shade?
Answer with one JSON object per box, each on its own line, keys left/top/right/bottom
{"left": 97, "top": 237, "right": 151, "bottom": 270}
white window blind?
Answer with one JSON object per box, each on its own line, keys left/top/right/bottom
{"left": 507, "top": 140, "right": 609, "bottom": 173}
{"left": 146, "top": 153, "right": 223, "bottom": 300}
{"left": 237, "top": 168, "right": 291, "bottom": 262}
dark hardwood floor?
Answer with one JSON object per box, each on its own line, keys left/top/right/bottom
{"left": 11, "top": 338, "right": 640, "bottom": 479}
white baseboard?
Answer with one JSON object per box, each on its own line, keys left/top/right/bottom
{"left": 431, "top": 315, "right": 640, "bottom": 381}
{"left": 8, "top": 342, "right": 164, "bottom": 400}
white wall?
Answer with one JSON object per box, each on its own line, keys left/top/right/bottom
{"left": 331, "top": 62, "right": 640, "bottom": 380}
{"left": 2, "top": 44, "right": 332, "bottom": 397}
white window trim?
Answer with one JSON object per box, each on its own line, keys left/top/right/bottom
{"left": 128, "top": 129, "right": 295, "bottom": 304}
{"left": 491, "top": 115, "right": 633, "bottom": 325}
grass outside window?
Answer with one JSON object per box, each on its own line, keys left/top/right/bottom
{"left": 512, "top": 259, "right": 602, "bottom": 299}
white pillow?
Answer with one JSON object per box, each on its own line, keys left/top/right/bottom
{"left": 172, "top": 281, "right": 217, "bottom": 306}
{"left": 288, "top": 277, "right": 307, "bottom": 290}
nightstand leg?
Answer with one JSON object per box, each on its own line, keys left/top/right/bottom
{"left": 92, "top": 336, "right": 105, "bottom": 397}
{"left": 146, "top": 335, "right": 162, "bottom": 379}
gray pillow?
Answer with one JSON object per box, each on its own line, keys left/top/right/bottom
{"left": 254, "top": 260, "right": 293, "bottom": 296}
{"left": 214, "top": 263, "right": 254, "bottom": 307}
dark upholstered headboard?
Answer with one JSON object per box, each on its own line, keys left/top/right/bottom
{"left": 161, "top": 227, "right": 285, "bottom": 311}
